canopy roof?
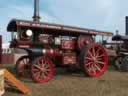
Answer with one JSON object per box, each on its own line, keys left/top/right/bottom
{"left": 112, "top": 35, "right": 128, "bottom": 41}
{"left": 7, "top": 19, "right": 113, "bottom": 36}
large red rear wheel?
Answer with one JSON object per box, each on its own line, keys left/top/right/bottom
{"left": 81, "top": 44, "right": 108, "bottom": 77}
{"left": 30, "top": 57, "right": 54, "bottom": 83}
{"left": 15, "top": 56, "right": 30, "bottom": 77}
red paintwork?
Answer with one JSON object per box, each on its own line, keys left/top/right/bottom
{"left": 61, "top": 40, "right": 75, "bottom": 50}
{"left": 11, "top": 40, "right": 32, "bottom": 48}
{"left": 62, "top": 53, "right": 76, "bottom": 65}
{"left": 77, "top": 35, "right": 94, "bottom": 50}
{"left": 42, "top": 49, "right": 62, "bottom": 57}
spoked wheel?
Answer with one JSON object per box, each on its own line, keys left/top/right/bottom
{"left": 30, "top": 57, "right": 54, "bottom": 83}
{"left": 81, "top": 44, "right": 108, "bottom": 77}
{"left": 15, "top": 56, "right": 31, "bottom": 77}
{"left": 114, "top": 56, "right": 128, "bottom": 72}
{"left": 77, "top": 35, "right": 94, "bottom": 50}
{"left": 114, "top": 56, "right": 122, "bottom": 70}
{"left": 122, "top": 56, "right": 128, "bottom": 71}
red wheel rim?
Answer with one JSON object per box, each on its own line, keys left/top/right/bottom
{"left": 78, "top": 36, "right": 93, "bottom": 50}
{"left": 84, "top": 44, "right": 107, "bottom": 77}
{"left": 31, "top": 57, "right": 53, "bottom": 83}
{"left": 16, "top": 56, "right": 30, "bottom": 77}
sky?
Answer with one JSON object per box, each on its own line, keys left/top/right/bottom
{"left": 0, "top": 0, "right": 128, "bottom": 43}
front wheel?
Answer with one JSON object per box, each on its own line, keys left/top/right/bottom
{"left": 30, "top": 57, "right": 54, "bottom": 83}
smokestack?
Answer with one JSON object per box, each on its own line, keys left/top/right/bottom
{"left": 126, "top": 16, "right": 128, "bottom": 35}
{"left": 33, "top": 0, "right": 40, "bottom": 22}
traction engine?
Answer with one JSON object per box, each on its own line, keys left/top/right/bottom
{"left": 6, "top": 0, "right": 113, "bottom": 83}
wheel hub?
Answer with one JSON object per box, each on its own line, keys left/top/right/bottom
{"left": 40, "top": 67, "right": 46, "bottom": 72}
{"left": 93, "top": 58, "right": 96, "bottom": 62}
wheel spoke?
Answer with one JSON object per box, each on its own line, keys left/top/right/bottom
{"left": 24, "top": 59, "right": 28, "bottom": 64}
{"left": 40, "top": 73, "right": 44, "bottom": 79}
{"left": 42, "top": 72, "right": 46, "bottom": 78}
{"left": 88, "top": 50, "right": 93, "bottom": 58}
{"left": 25, "top": 58, "right": 28, "bottom": 63}
{"left": 96, "top": 57, "right": 102, "bottom": 61}
{"left": 44, "top": 62, "right": 48, "bottom": 67}
{"left": 22, "top": 59, "right": 26, "bottom": 64}
{"left": 92, "top": 47, "right": 96, "bottom": 57}
{"left": 37, "top": 73, "right": 42, "bottom": 79}
{"left": 91, "top": 64, "right": 96, "bottom": 74}
{"left": 39, "top": 61, "right": 42, "bottom": 67}
{"left": 96, "top": 54, "right": 104, "bottom": 58}
{"left": 43, "top": 62, "right": 47, "bottom": 67}
{"left": 45, "top": 65, "right": 50, "bottom": 69}
{"left": 27, "top": 58, "right": 29, "bottom": 62}
{"left": 96, "top": 61, "right": 104, "bottom": 65}
{"left": 33, "top": 65, "right": 42, "bottom": 70}
{"left": 41, "top": 60, "right": 44, "bottom": 64}
{"left": 45, "top": 68, "right": 50, "bottom": 72}
{"left": 85, "top": 62, "right": 93, "bottom": 66}
{"left": 94, "top": 63, "right": 101, "bottom": 71}
{"left": 34, "top": 71, "right": 41, "bottom": 78}
{"left": 87, "top": 64, "right": 92, "bottom": 73}
{"left": 95, "top": 48, "right": 100, "bottom": 57}
{"left": 44, "top": 71, "right": 49, "bottom": 76}
{"left": 85, "top": 57, "right": 92, "bottom": 60}
{"left": 33, "top": 68, "right": 40, "bottom": 72}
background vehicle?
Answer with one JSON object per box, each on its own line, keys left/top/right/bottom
{"left": 112, "top": 32, "right": 128, "bottom": 71}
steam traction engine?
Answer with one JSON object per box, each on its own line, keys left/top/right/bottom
{"left": 7, "top": 19, "right": 112, "bottom": 83}
{"left": 112, "top": 33, "right": 128, "bottom": 71}
{"left": 6, "top": 0, "right": 113, "bottom": 83}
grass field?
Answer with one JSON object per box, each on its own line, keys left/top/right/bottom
{"left": 2, "top": 64, "right": 128, "bottom": 96}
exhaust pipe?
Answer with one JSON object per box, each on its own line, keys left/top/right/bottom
{"left": 126, "top": 16, "right": 128, "bottom": 35}
{"left": 32, "top": 0, "right": 40, "bottom": 22}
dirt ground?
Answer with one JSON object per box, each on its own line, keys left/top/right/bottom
{"left": 2, "top": 64, "right": 128, "bottom": 96}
